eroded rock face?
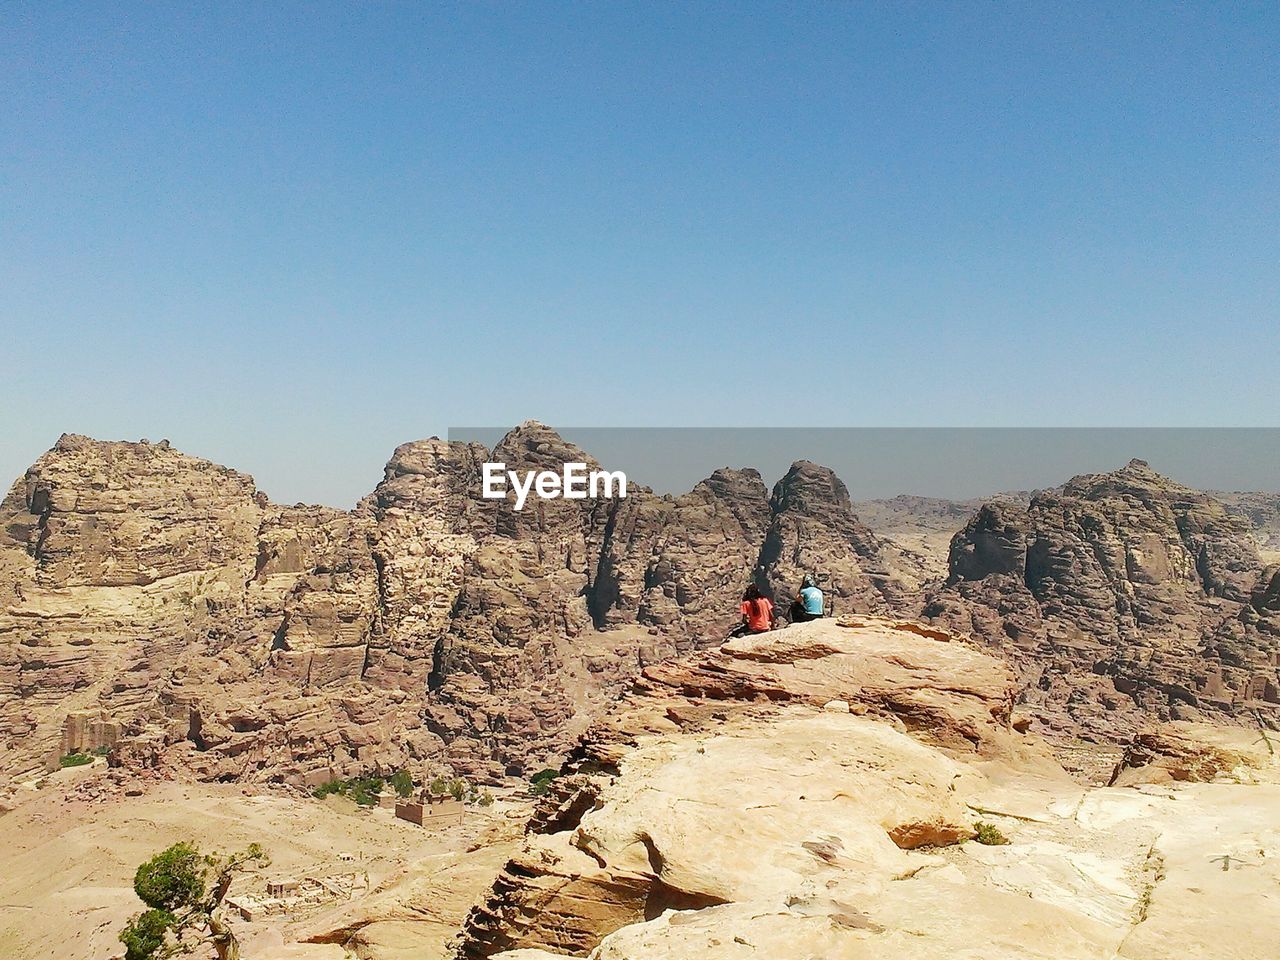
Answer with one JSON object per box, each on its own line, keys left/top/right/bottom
{"left": 414, "top": 423, "right": 649, "bottom": 780}
{"left": 1109, "top": 720, "right": 1280, "bottom": 786}
{"left": 924, "top": 460, "right": 1280, "bottom": 741}
{"left": 0, "top": 437, "right": 273, "bottom": 779}
{"left": 360, "top": 437, "right": 490, "bottom": 684}
{"left": 757, "top": 461, "right": 894, "bottom": 612}
{"left": 606, "top": 468, "right": 771, "bottom": 641}
{"left": 0, "top": 424, "right": 927, "bottom": 787}
{"left": 457, "top": 618, "right": 1117, "bottom": 958}
{"left": 457, "top": 618, "right": 1027, "bottom": 957}
{"left": 459, "top": 619, "right": 1280, "bottom": 960}
{"left": 4, "top": 433, "right": 1274, "bottom": 791}
{"left": 271, "top": 518, "right": 381, "bottom": 688}
{"left": 1, "top": 434, "right": 262, "bottom": 590}
{"left": 382, "top": 425, "right": 927, "bottom": 781}
{"left": 1251, "top": 564, "right": 1280, "bottom": 613}
{"left": 581, "top": 617, "right": 1021, "bottom": 763}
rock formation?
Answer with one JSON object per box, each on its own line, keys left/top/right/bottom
{"left": 3, "top": 431, "right": 1277, "bottom": 794}
{"left": 923, "top": 459, "right": 1280, "bottom": 740}
{"left": 1214, "top": 490, "right": 1280, "bottom": 562}
{"left": 456, "top": 618, "right": 1280, "bottom": 960}
{"left": 1109, "top": 719, "right": 1279, "bottom": 787}
{"left": 458, "top": 617, "right": 1024, "bottom": 958}
{"left": 4, "top": 433, "right": 1280, "bottom": 960}
{"left": 756, "top": 461, "right": 925, "bottom": 613}
{"left": 0, "top": 436, "right": 276, "bottom": 779}
{"left": 0, "top": 424, "right": 926, "bottom": 788}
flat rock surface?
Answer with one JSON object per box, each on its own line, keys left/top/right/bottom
{"left": 460, "top": 622, "right": 1280, "bottom": 959}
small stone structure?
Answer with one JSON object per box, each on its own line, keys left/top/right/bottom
{"left": 1242, "top": 674, "right": 1280, "bottom": 704}
{"left": 226, "top": 871, "right": 368, "bottom": 921}
{"left": 394, "top": 791, "right": 465, "bottom": 827}
{"left": 266, "top": 879, "right": 300, "bottom": 898}
{"left": 59, "top": 710, "right": 121, "bottom": 758}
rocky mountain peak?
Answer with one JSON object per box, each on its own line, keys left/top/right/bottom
{"left": 925, "top": 458, "right": 1280, "bottom": 739}
{"left": 946, "top": 499, "right": 1031, "bottom": 582}
{"left": 769, "top": 459, "right": 853, "bottom": 514}
{"left": 755, "top": 459, "right": 907, "bottom": 611}
{"left": 693, "top": 467, "right": 771, "bottom": 542}
{"left": 2, "top": 434, "right": 1276, "bottom": 794}
{"left": 492, "top": 421, "right": 598, "bottom": 471}
{"left": 1, "top": 435, "right": 263, "bottom": 590}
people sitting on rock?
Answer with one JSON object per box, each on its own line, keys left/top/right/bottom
{"left": 788, "top": 574, "right": 824, "bottom": 623}
{"left": 729, "top": 584, "right": 774, "bottom": 637}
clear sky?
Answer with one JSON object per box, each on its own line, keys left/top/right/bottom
{"left": 2, "top": 3, "right": 1276, "bottom": 506}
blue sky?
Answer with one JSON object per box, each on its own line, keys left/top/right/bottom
{"left": 2, "top": 2, "right": 1276, "bottom": 506}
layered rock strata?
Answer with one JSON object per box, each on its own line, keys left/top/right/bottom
{"left": 923, "top": 460, "right": 1280, "bottom": 740}
{"left": 456, "top": 618, "right": 1280, "bottom": 960}
{"left": 0, "top": 426, "right": 926, "bottom": 786}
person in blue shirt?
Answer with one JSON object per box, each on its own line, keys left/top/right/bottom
{"left": 789, "top": 574, "right": 824, "bottom": 623}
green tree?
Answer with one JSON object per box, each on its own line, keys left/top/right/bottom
{"left": 119, "top": 842, "right": 269, "bottom": 960}
{"left": 120, "top": 909, "right": 176, "bottom": 960}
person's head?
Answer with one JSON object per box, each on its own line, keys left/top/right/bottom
{"left": 743, "top": 583, "right": 762, "bottom": 601}
{"left": 802, "top": 574, "right": 816, "bottom": 589}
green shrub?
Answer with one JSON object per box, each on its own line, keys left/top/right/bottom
{"left": 312, "top": 770, "right": 415, "bottom": 806}
{"left": 59, "top": 752, "right": 94, "bottom": 768}
{"left": 119, "top": 908, "right": 176, "bottom": 960}
{"left": 426, "top": 775, "right": 469, "bottom": 799}
{"left": 388, "top": 769, "right": 414, "bottom": 797}
{"left": 529, "top": 768, "right": 559, "bottom": 796}
{"left": 478, "top": 791, "right": 495, "bottom": 807}
{"left": 973, "top": 821, "right": 1010, "bottom": 846}
{"left": 346, "top": 776, "right": 386, "bottom": 806}
{"left": 120, "top": 842, "right": 267, "bottom": 960}
{"left": 312, "top": 780, "right": 342, "bottom": 799}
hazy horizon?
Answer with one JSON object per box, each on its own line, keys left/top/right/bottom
{"left": 4, "top": 426, "right": 1277, "bottom": 508}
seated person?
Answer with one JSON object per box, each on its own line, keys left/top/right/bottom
{"left": 729, "top": 584, "right": 774, "bottom": 637}
{"left": 788, "top": 574, "right": 824, "bottom": 623}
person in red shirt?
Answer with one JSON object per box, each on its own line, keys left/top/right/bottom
{"left": 732, "top": 583, "right": 774, "bottom": 636}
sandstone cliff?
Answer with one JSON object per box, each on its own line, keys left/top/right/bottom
{"left": 0, "top": 425, "right": 926, "bottom": 787}
{"left": 454, "top": 618, "right": 1280, "bottom": 960}
{"left": 923, "top": 459, "right": 1280, "bottom": 740}
{"left": 0, "top": 436, "right": 278, "bottom": 780}
{"left": 3, "top": 434, "right": 1277, "bottom": 793}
